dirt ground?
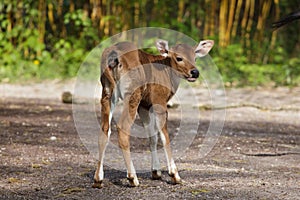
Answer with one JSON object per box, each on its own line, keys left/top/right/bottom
{"left": 0, "top": 81, "right": 299, "bottom": 199}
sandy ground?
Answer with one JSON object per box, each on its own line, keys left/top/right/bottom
{"left": 0, "top": 81, "right": 299, "bottom": 199}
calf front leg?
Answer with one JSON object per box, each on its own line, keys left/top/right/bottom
{"left": 160, "top": 128, "right": 181, "bottom": 184}
{"left": 154, "top": 105, "right": 181, "bottom": 184}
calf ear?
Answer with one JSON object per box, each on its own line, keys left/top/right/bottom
{"left": 156, "top": 39, "right": 169, "bottom": 57}
{"left": 195, "top": 40, "right": 214, "bottom": 57}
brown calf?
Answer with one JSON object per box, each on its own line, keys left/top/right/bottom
{"left": 93, "top": 39, "right": 214, "bottom": 188}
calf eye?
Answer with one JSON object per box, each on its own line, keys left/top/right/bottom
{"left": 176, "top": 56, "right": 183, "bottom": 62}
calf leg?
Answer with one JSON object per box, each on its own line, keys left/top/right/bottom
{"left": 117, "top": 91, "right": 142, "bottom": 187}
{"left": 93, "top": 90, "right": 116, "bottom": 188}
{"left": 160, "top": 127, "right": 181, "bottom": 184}
{"left": 118, "top": 129, "right": 139, "bottom": 186}
{"left": 149, "top": 133, "right": 162, "bottom": 179}
{"left": 154, "top": 105, "right": 181, "bottom": 184}
{"left": 138, "top": 107, "right": 161, "bottom": 180}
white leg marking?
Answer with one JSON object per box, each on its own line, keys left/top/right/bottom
{"left": 170, "top": 159, "right": 178, "bottom": 176}
{"left": 159, "top": 130, "right": 167, "bottom": 145}
{"left": 127, "top": 161, "right": 138, "bottom": 180}
{"left": 99, "top": 163, "right": 104, "bottom": 180}
{"left": 107, "top": 109, "right": 113, "bottom": 137}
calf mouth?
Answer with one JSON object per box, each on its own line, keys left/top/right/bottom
{"left": 186, "top": 77, "right": 197, "bottom": 82}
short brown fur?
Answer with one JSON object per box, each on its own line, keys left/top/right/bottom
{"left": 94, "top": 39, "right": 214, "bottom": 187}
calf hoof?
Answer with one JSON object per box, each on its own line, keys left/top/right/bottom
{"left": 169, "top": 173, "right": 181, "bottom": 185}
{"left": 152, "top": 170, "right": 162, "bottom": 180}
{"left": 127, "top": 177, "right": 139, "bottom": 187}
{"left": 92, "top": 180, "right": 103, "bottom": 189}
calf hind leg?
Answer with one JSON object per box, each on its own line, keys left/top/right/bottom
{"left": 138, "top": 107, "right": 162, "bottom": 180}
{"left": 93, "top": 130, "right": 110, "bottom": 188}
{"left": 118, "top": 128, "right": 139, "bottom": 186}
{"left": 93, "top": 96, "right": 114, "bottom": 188}
{"left": 117, "top": 93, "right": 143, "bottom": 187}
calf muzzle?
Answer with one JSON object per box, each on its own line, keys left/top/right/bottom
{"left": 190, "top": 69, "right": 199, "bottom": 78}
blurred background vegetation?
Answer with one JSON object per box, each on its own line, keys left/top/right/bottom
{"left": 0, "top": 0, "right": 299, "bottom": 86}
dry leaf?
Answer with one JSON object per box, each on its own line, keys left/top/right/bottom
{"left": 8, "top": 177, "right": 20, "bottom": 183}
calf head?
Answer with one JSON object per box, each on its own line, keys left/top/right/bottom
{"left": 156, "top": 39, "right": 214, "bottom": 82}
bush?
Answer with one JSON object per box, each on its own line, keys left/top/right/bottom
{"left": 0, "top": 7, "right": 93, "bottom": 82}
{"left": 212, "top": 44, "right": 300, "bottom": 87}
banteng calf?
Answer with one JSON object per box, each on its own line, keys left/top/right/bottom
{"left": 93, "top": 39, "right": 214, "bottom": 188}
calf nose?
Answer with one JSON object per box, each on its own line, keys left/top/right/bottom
{"left": 190, "top": 69, "right": 199, "bottom": 78}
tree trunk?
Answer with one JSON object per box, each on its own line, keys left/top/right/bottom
{"left": 219, "top": 0, "right": 228, "bottom": 47}
{"left": 38, "top": 0, "right": 46, "bottom": 56}
{"left": 224, "top": 0, "right": 236, "bottom": 46}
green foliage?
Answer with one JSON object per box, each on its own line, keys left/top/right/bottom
{"left": 213, "top": 44, "right": 248, "bottom": 85}
{"left": 212, "top": 43, "right": 300, "bottom": 87}
{"left": 0, "top": 1, "right": 299, "bottom": 87}
{"left": 64, "top": 9, "right": 98, "bottom": 48}
{"left": 283, "top": 57, "right": 300, "bottom": 86}
{"left": 52, "top": 39, "right": 86, "bottom": 77}
{"left": 0, "top": 3, "right": 93, "bottom": 82}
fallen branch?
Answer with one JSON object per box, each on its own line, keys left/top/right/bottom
{"left": 199, "top": 102, "right": 300, "bottom": 111}
{"left": 241, "top": 152, "right": 300, "bottom": 157}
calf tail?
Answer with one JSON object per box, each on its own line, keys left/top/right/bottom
{"left": 107, "top": 50, "right": 119, "bottom": 69}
